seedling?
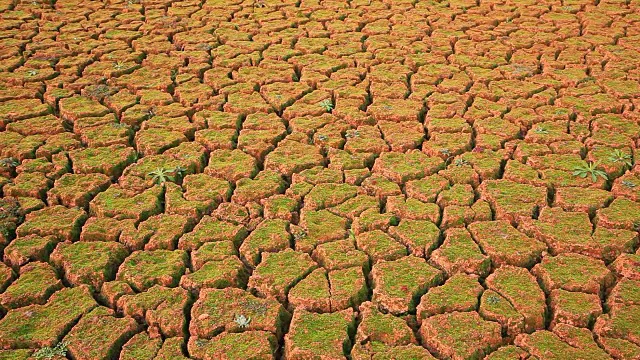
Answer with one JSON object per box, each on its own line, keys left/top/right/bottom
{"left": 319, "top": 99, "right": 334, "bottom": 112}
{"left": 348, "top": 229, "right": 356, "bottom": 241}
{"left": 454, "top": 158, "right": 469, "bottom": 167}
{"left": 316, "top": 134, "right": 328, "bottom": 141}
{"left": 533, "top": 127, "right": 548, "bottom": 134}
{"left": 621, "top": 180, "right": 637, "bottom": 188}
{"left": 293, "top": 230, "right": 307, "bottom": 241}
{"left": 146, "top": 108, "right": 156, "bottom": 119}
{"left": 113, "top": 61, "right": 126, "bottom": 70}
{"left": 110, "top": 122, "right": 128, "bottom": 129}
{"left": 148, "top": 168, "right": 175, "bottom": 184}
{"left": 608, "top": 149, "right": 633, "bottom": 167}
{"left": 234, "top": 314, "right": 251, "bottom": 328}
{"left": 485, "top": 295, "right": 501, "bottom": 305}
{"left": 26, "top": 69, "right": 39, "bottom": 77}
{"left": 33, "top": 341, "right": 68, "bottom": 359}
{"left": 345, "top": 130, "right": 360, "bottom": 138}
{"left": 572, "top": 162, "right": 608, "bottom": 182}
{"left": 173, "top": 165, "right": 187, "bottom": 179}
{"left": 0, "top": 157, "right": 19, "bottom": 168}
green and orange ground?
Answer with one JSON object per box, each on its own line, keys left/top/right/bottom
{"left": 1, "top": 0, "right": 640, "bottom": 359}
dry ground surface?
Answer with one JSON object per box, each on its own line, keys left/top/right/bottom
{"left": 1, "top": 0, "right": 640, "bottom": 359}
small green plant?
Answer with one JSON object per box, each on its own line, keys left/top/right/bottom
{"left": 454, "top": 158, "right": 469, "bottom": 167}
{"left": 316, "top": 134, "right": 328, "bottom": 142}
{"left": 173, "top": 165, "right": 187, "bottom": 179}
{"left": 485, "top": 295, "right": 501, "bottom": 305}
{"left": 319, "top": 99, "right": 334, "bottom": 112}
{"left": 577, "top": 76, "right": 595, "bottom": 85}
{"left": 234, "top": 314, "right": 251, "bottom": 328}
{"left": 113, "top": 61, "right": 126, "bottom": 70}
{"left": 33, "top": 341, "right": 68, "bottom": 359}
{"left": 293, "top": 230, "right": 307, "bottom": 241}
{"left": 0, "top": 157, "right": 19, "bottom": 168}
{"left": 148, "top": 168, "right": 175, "bottom": 184}
{"left": 533, "top": 127, "right": 549, "bottom": 134}
{"left": 348, "top": 229, "right": 356, "bottom": 241}
{"left": 146, "top": 108, "right": 156, "bottom": 119}
{"left": 345, "top": 130, "right": 359, "bottom": 138}
{"left": 608, "top": 149, "right": 633, "bottom": 167}
{"left": 26, "top": 69, "right": 39, "bottom": 77}
{"left": 572, "top": 162, "right": 608, "bottom": 182}
{"left": 621, "top": 180, "right": 637, "bottom": 188}
{"left": 110, "top": 122, "right": 128, "bottom": 129}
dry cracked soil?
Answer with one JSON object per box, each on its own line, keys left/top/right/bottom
{"left": 1, "top": 0, "right": 640, "bottom": 359}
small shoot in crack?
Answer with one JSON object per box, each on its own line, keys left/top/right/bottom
{"left": 572, "top": 162, "right": 608, "bottom": 182}
{"left": 454, "top": 158, "right": 469, "bottom": 167}
{"left": 0, "top": 157, "right": 19, "bottom": 168}
{"left": 26, "top": 69, "right": 39, "bottom": 77}
{"left": 148, "top": 168, "right": 176, "bottom": 185}
{"left": 234, "top": 314, "right": 251, "bottom": 328}
{"left": 33, "top": 341, "right": 68, "bottom": 359}
{"left": 621, "top": 180, "right": 637, "bottom": 188}
{"left": 608, "top": 149, "right": 633, "bottom": 168}
{"left": 319, "top": 99, "right": 334, "bottom": 113}
{"left": 533, "top": 127, "right": 549, "bottom": 134}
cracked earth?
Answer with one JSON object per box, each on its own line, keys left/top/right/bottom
{"left": 1, "top": 0, "right": 640, "bottom": 359}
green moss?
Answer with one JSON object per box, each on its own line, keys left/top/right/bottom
{"left": 116, "top": 250, "right": 187, "bottom": 292}
{"left": 0, "top": 286, "right": 97, "bottom": 349}
{"left": 287, "top": 310, "right": 355, "bottom": 357}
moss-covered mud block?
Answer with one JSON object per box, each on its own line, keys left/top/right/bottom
{"left": 388, "top": 219, "right": 440, "bottom": 258}
{"left": 50, "top": 241, "right": 128, "bottom": 289}
{"left": 355, "top": 230, "right": 407, "bottom": 264}
{"left": 189, "top": 287, "right": 289, "bottom": 339}
{"left": 596, "top": 198, "right": 640, "bottom": 231}
{"left": 232, "top": 171, "right": 286, "bottom": 205}
{"left": 531, "top": 253, "right": 614, "bottom": 295}
{"left": 16, "top": 205, "right": 87, "bottom": 241}
{"left": 419, "top": 311, "right": 502, "bottom": 360}
{"left": 329, "top": 266, "right": 369, "bottom": 311}
{"left": 205, "top": 149, "right": 259, "bottom": 183}
{"left": 429, "top": 227, "right": 491, "bottom": 277}
{"left": 520, "top": 207, "right": 638, "bottom": 262}
{"left": 549, "top": 289, "right": 602, "bottom": 329}
{"left": 284, "top": 308, "right": 355, "bottom": 360}
{"left": 304, "top": 183, "right": 358, "bottom": 211}
{"left": 478, "top": 180, "right": 547, "bottom": 224}
{"left": 311, "top": 239, "right": 368, "bottom": 271}
{"left": 247, "top": 249, "right": 317, "bottom": 302}
{"left": 485, "top": 265, "right": 546, "bottom": 332}
{"left": 116, "top": 250, "right": 187, "bottom": 292}
{"left": 2, "top": 234, "right": 57, "bottom": 268}
{"left": 117, "top": 285, "right": 189, "bottom": 338}
{"left": 0, "top": 285, "right": 97, "bottom": 349}
{"left": 468, "top": 220, "right": 546, "bottom": 268}
{"left": 189, "top": 331, "right": 277, "bottom": 360}
{"left": 89, "top": 185, "right": 163, "bottom": 223}
{"left": 120, "top": 332, "right": 161, "bottom": 360}
{"left": 372, "top": 151, "right": 443, "bottom": 184}
{"left": 69, "top": 145, "right": 137, "bottom": 179}
{"left": 515, "top": 324, "right": 613, "bottom": 359}
{"left": 47, "top": 173, "right": 111, "bottom": 209}
{"left": 288, "top": 268, "right": 331, "bottom": 313}
{"left": 63, "top": 307, "right": 140, "bottom": 360}
{"left": 371, "top": 256, "right": 443, "bottom": 315}
{"left": 356, "top": 301, "right": 416, "bottom": 347}
{"left": 0, "top": 262, "right": 62, "bottom": 310}
{"left": 479, "top": 289, "right": 526, "bottom": 340}
{"left": 264, "top": 140, "right": 325, "bottom": 177}
{"left": 178, "top": 217, "right": 247, "bottom": 252}
{"left": 180, "top": 257, "right": 248, "bottom": 293}
{"left": 416, "top": 274, "right": 483, "bottom": 321}
{"left": 297, "top": 209, "right": 348, "bottom": 252}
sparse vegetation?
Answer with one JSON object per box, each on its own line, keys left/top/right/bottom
{"left": 32, "top": 341, "right": 68, "bottom": 359}
{"left": 319, "top": 99, "right": 334, "bottom": 112}
{"left": 572, "top": 162, "right": 608, "bottom": 182}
